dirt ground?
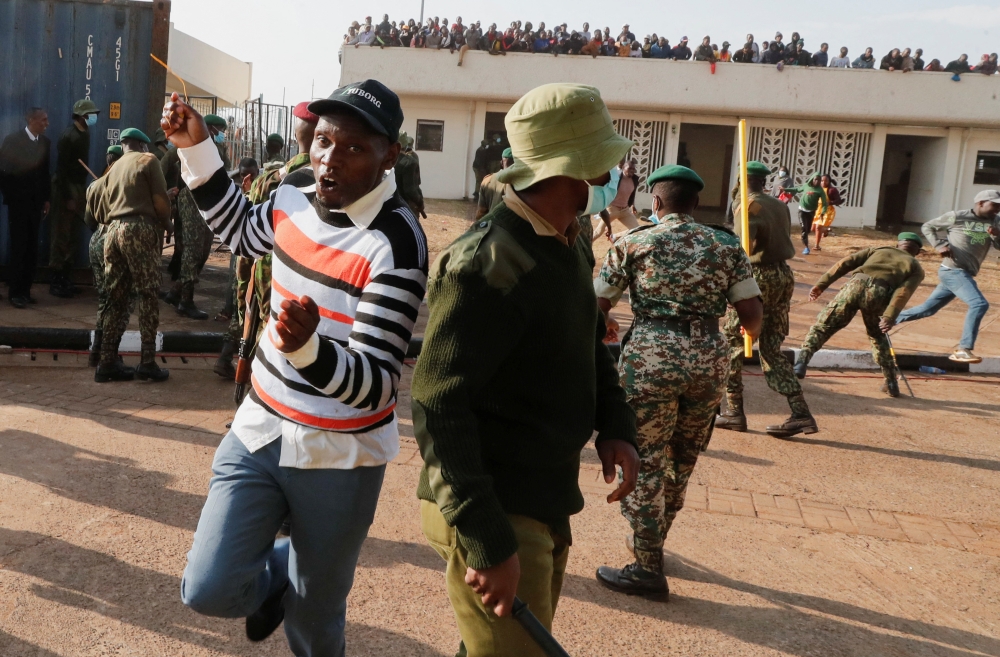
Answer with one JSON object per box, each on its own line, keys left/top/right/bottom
{"left": 1, "top": 351, "right": 998, "bottom": 656}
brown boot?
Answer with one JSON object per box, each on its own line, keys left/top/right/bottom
{"left": 766, "top": 394, "right": 818, "bottom": 438}
{"left": 715, "top": 394, "right": 747, "bottom": 432}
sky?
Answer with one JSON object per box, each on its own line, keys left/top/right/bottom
{"left": 169, "top": 0, "right": 999, "bottom": 105}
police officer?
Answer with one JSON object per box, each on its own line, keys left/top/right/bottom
{"left": 594, "top": 165, "right": 763, "bottom": 598}
{"left": 795, "top": 233, "right": 925, "bottom": 397}
{"left": 393, "top": 131, "right": 424, "bottom": 218}
{"left": 49, "top": 99, "right": 100, "bottom": 297}
{"left": 95, "top": 128, "right": 172, "bottom": 383}
{"left": 718, "top": 161, "right": 819, "bottom": 437}
{"left": 160, "top": 114, "right": 230, "bottom": 318}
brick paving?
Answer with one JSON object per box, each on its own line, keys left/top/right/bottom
{"left": 5, "top": 376, "right": 999, "bottom": 560}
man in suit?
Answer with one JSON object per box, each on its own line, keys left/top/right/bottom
{"left": 0, "top": 107, "right": 52, "bottom": 307}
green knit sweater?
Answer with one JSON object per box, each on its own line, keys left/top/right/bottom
{"left": 412, "top": 206, "right": 637, "bottom": 570}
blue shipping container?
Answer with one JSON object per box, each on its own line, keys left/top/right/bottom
{"left": 0, "top": 0, "right": 170, "bottom": 275}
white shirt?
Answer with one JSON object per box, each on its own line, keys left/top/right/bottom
{"left": 829, "top": 56, "right": 851, "bottom": 68}
{"left": 25, "top": 126, "right": 38, "bottom": 142}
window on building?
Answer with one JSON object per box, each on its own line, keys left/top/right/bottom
{"left": 973, "top": 151, "right": 1000, "bottom": 185}
{"left": 415, "top": 120, "right": 444, "bottom": 152}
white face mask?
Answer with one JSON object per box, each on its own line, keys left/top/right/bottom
{"left": 584, "top": 167, "right": 622, "bottom": 215}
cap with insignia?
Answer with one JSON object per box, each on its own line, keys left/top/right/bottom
{"left": 204, "top": 114, "right": 228, "bottom": 129}
{"left": 646, "top": 164, "right": 705, "bottom": 191}
{"left": 107, "top": 145, "right": 123, "bottom": 156}
{"left": 746, "top": 161, "right": 771, "bottom": 177}
{"left": 897, "top": 232, "right": 923, "bottom": 245}
{"left": 119, "top": 127, "right": 150, "bottom": 144}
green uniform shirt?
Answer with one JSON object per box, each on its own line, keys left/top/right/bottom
{"left": 84, "top": 175, "right": 108, "bottom": 230}
{"left": 816, "top": 246, "right": 925, "bottom": 320}
{"left": 54, "top": 123, "right": 90, "bottom": 186}
{"left": 476, "top": 174, "right": 505, "bottom": 217}
{"left": 595, "top": 214, "right": 761, "bottom": 321}
{"left": 732, "top": 192, "right": 797, "bottom": 264}
{"left": 394, "top": 151, "right": 424, "bottom": 209}
{"left": 102, "top": 151, "right": 171, "bottom": 231}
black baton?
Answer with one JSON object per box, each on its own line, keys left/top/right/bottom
{"left": 511, "top": 596, "right": 572, "bottom": 657}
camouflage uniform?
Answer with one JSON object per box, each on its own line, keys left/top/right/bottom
{"left": 799, "top": 277, "right": 897, "bottom": 377}
{"left": 595, "top": 214, "right": 760, "bottom": 571}
{"left": 102, "top": 219, "right": 161, "bottom": 347}
{"left": 394, "top": 150, "right": 424, "bottom": 218}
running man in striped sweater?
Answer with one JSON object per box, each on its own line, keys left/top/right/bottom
{"left": 161, "top": 80, "right": 428, "bottom": 654}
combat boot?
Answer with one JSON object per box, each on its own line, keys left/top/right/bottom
{"left": 94, "top": 338, "right": 135, "bottom": 383}
{"left": 881, "top": 377, "right": 900, "bottom": 398}
{"left": 88, "top": 329, "right": 103, "bottom": 368}
{"left": 793, "top": 357, "right": 808, "bottom": 379}
{"left": 214, "top": 339, "right": 237, "bottom": 380}
{"left": 135, "top": 343, "right": 169, "bottom": 382}
{"left": 715, "top": 395, "right": 747, "bottom": 432}
{"left": 766, "top": 394, "right": 818, "bottom": 438}
{"left": 176, "top": 282, "right": 208, "bottom": 320}
{"left": 596, "top": 553, "right": 668, "bottom": 601}
{"left": 160, "top": 282, "right": 182, "bottom": 306}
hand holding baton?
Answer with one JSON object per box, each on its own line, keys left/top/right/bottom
{"left": 511, "top": 597, "right": 572, "bottom": 657}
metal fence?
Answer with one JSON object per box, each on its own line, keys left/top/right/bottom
{"left": 164, "top": 95, "right": 299, "bottom": 168}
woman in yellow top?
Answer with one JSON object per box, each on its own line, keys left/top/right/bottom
{"left": 813, "top": 174, "right": 844, "bottom": 251}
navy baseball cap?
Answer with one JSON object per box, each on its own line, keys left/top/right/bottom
{"left": 308, "top": 79, "right": 403, "bottom": 142}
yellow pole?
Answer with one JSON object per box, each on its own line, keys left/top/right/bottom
{"left": 738, "top": 119, "right": 753, "bottom": 358}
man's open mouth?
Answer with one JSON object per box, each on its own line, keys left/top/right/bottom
{"left": 318, "top": 176, "right": 338, "bottom": 193}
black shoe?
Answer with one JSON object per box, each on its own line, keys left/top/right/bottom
{"left": 715, "top": 411, "right": 747, "bottom": 432}
{"left": 176, "top": 299, "right": 209, "bottom": 320}
{"left": 766, "top": 414, "right": 819, "bottom": 438}
{"left": 246, "top": 581, "right": 289, "bottom": 642}
{"left": 136, "top": 361, "right": 170, "bottom": 382}
{"left": 10, "top": 296, "right": 28, "bottom": 309}
{"left": 793, "top": 360, "right": 807, "bottom": 379}
{"left": 882, "top": 378, "right": 900, "bottom": 398}
{"left": 160, "top": 287, "right": 181, "bottom": 307}
{"left": 49, "top": 283, "right": 74, "bottom": 299}
{"left": 596, "top": 563, "right": 668, "bottom": 600}
{"left": 95, "top": 361, "right": 136, "bottom": 383}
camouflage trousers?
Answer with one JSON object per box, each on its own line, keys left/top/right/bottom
{"left": 177, "top": 188, "right": 214, "bottom": 285}
{"left": 89, "top": 224, "right": 134, "bottom": 334}
{"left": 103, "top": 219, "right": 161, "bottom": 347}
{"left": 224, "top": 254, "right": 272, "bottom": 342}
{"left": 800, "top": 276, "right": 896, "bottom": 380}
{"left": 49, "top": 181, "right": 86, "bottom": 274}
{"left": 724, "top": 261, "right": 802, "bottom": 400}
{"left": 620, "top": 323, "right": 727, "bottom": 571}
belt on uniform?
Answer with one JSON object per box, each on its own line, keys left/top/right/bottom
{"left": 112, "top": 215, "right": 153, "bottom": 224}
{"left": 852, "top": 272, "right": 891, "bottom": 290}
{"left": 634, "top": 315, "right": 720, "bottom": 337}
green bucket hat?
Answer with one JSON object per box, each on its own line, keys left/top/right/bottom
{"left": 107, "top": 145, "right": 123, "bottom": 156}
{"left": 746, "top": 161, "right": 771, "bottom": 177}
{"left": 73, "top": 99, "right": 100, "bottom": 116}
{"left": 204, "top": 114, "right": 228, "bottom": 129}
{"left": 898, "top": 232, "right": 923, "bottom": 245}
{"left": 495, "top": 83, "right": 633, "bottom": 191}
{"left": 646, "top": 164, "right": 705, "bottom": 191}
{"left": 120, "top": 127, "right": 150, "bottom": 144}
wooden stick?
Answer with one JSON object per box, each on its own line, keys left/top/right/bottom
{"left": 77, "top": 158, "right": 99, "bottom": 181}
{"left": 150, "top": 53, "right": 188, "bottom": 102}
{"left": 737, "top": 119, "right": 753, "bottom": 358}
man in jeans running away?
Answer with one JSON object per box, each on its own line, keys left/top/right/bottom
{"left": 895, "top": 190, "right": 1000, "bottom": 363}
{"left": 161, "top": 79, "right": 428, "bottom": 655}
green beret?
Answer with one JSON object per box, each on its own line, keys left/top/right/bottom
{"left": 204, "top": 114, "right": 227, "bottom": 129}
{"left": 119, "top": 127, "right": 150, "bottom": 144}
{"left": 107, "top": 145, "right": 123, "bottom": 156}
{"left": 646, "top": 164, "right": 705, "bottom": 191}
{"left": 746, "top": 161, "right": 772, "bottom": 177}
{"left": 267, "top": 133, "right": 285, "bottom": 144}
{"left": 898, "top": 232, "right": 923, "bottom": 245}
{"left": 502, "top": 147, "right": 513, "bottom": 159}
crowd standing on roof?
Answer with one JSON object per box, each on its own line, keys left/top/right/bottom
{"left": 342, "top": 14, "right": 999, "bottom": 75}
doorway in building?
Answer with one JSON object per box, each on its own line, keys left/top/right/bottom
{"left": 877, "top": 134, "right": 948, "bottom": 230}
{"left": 678, "top": 123, "right": 736, "bottom": 225}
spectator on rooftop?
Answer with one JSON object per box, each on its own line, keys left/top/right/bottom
{"left": 974, "top": 53, "right": 998, "bottom": 74}
{"left": 618, "top": 24, "right": 636, "bottom": 45}
{"left": 787, "top": 32, "right": 802, "bottom": 52}
{"left": 567, "top": 32, "right": 584, "bottom": 55}
{"left": 426, "top": 26, "right": 443, "bottom": 49}
{"left": 787, "top": 42, "right": 810, "bottom": 66}
{"left": 602, "top": 31, "right": 618, "bottom": 56}
{"left": 719, "top": 42, "right": 732, "bottom": 61}
{"left": 945, "top": 54, "right": 971, "bottom": 73}
{"left": 733, "top": 42, "right": 755, "bottom": 63}
{"left": 641, "top": 37, "right": 653, "bottom": 58}
{"left": 357, "top": 24, "right": 375, "bottom": 46}
{"left": 377, "top": 13, "right": 391, "bottom": 34}
{"left": 410, "top": 30, "right": 425, "bottom": 48}
{"left": 532, "top": 29, "right": 550, "bottom": 54}
{"left": 694, "top": 36, "right": 716, "bottom": 62}
{"left": 925, "top": 58, "right": 944, "bottom": 71}
{"left": 761, "top": 40, "right": 770, "bottom": 54}
{"left": 580, "top": 23, "right": 592, "bottom": 42}
{"left": 761, "top": 41, "right": 783, "bottom": 64}
{"left": 746, "top": 34, "right": 760, "bottom": 62}
{"left": 812, "top": 43, "right": 829, "bottom": 67}
{"left": 651, "top": 37, "right": 671, "bottom": 59}
{"left": 913, "top": 49, "right": 925, "bottom": 70}
{"left": 582, "top": 30, "right": 603, "bottom": 57}
{"left": 672, "top": 37, "right": 692, "bottom": 60}
{"left": 901, "top": 48, "right": 915, "bottom": 72}
{"left": 618, "top": 39, "right": 631, "bottom": 57}
{"left": 344, "top": 26, "right": 358, "bottom": 45}
{"left": 853, "top": 47, "right": 876, "bottom": 69}
{"left": 773, "top": 32, "right": 785, "bottom": 52}
{"left": 463, "top": 23, "right": 479, "bottom": 49}
{"left": 829, "top": 47, "right": 850, "bottom": 68}
{"left": 399, "top": 24, "right": 412, "bottom": 47}
{"left": 880, "top": 48, "right": 902, "bottom": 71}
{"left": 501, "top": 28, "right": 517, "bottom": 51}
{"left": 629, "top": 40, "right": 643, "bottom": 58}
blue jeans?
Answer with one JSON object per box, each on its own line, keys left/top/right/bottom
{"left": 896, "top": 267, "right": 990, "bottom": 350}
{"left": 181, "top": 431, "right": 385, "bottom": 656}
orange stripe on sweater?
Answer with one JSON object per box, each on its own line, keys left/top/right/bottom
{"left": 253, "top": 375, "right": 396, "bottom": 431}
{"left": 273, "top": 209, "right": 372, "bottom": 289}
{"left": 271, "top": 279, "right": 354, "bottom": 325}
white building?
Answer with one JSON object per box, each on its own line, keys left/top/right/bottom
{"left": 341, "top": 48, "right": 1000, "bottom": 226}
{"left": 166, "top": 24, "right": 252, "bottom": 108}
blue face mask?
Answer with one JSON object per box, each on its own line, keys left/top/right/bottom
{"left": 584, "top": 166, "right": 621, "bottom": 215}
{"left": 213, "top": 132, "right": 226, "bottom": 145}
{"left": 85, "top": 113, "right": 98, "bottom": 127}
